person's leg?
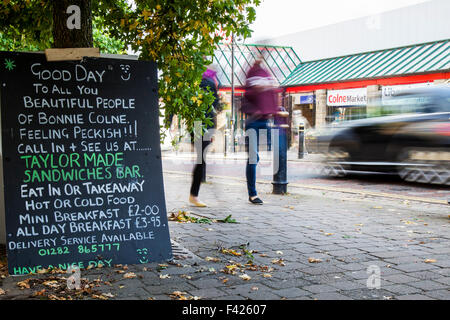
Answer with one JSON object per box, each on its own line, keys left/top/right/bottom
{"left": 246, "top": 122, "right": 263, "bottom": 203}
{"left": 189, "top": 140, "right": 210, "bottom": 206}
{"left": 190, "top": 163, "right": 203, "bottom": 197}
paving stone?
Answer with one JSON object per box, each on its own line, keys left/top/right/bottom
{"left": 383, "top": 284, "right": 422, "bottom": 295}
{"left": 244, "top": 290, "right": 283, "bottom": 300}
{"left": 343, "top": 288, "right": 396, "bottom": 300}
{"left": 407, "top": 270, "right": 445, "bottom": 280}
{"left": 383, "top": 274, "right": 422, "bottom": 284}
{"left": 433, "top": 277, "right": 450, "bottom": 286}
{"left": 303, "top": 284, "right": 337, "bottom": 294}
{"left": 396, "top": 294, "right": 435, "bottom": 300}
{"left": 1, "top": 172, "right": 449, "bottom": 301}
{"left": 408, "top": 280, "right": 449, "bottom": 291}
{"left": 392, "top": 263, "right": 439, "bottom": 273}
{"left": 272, "top": 287, "right": 310, "bottom": 298}
{"left": 188, "top": 287, "right": 228, "bottom": 299}
{"left": 313, "top": 292, "right": 352, "bottom": 300}
{"left": 331, "top": 280, "right": 367, "bottom": 291}
{"left": 423, "top": 290, "right": 450, "bottom": 300}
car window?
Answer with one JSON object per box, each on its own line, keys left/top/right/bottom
{"left": 369, "top": 95, "right": 438, "bottom": 117}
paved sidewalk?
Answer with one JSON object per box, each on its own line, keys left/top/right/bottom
{"left": 162, "top": 149, "right": 322, "bottom": 162}
{"left": 0, "top": 172, "right": 449, "bottom": 300}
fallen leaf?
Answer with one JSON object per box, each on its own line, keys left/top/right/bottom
{"left": 159, "top": 274, "right": 171, "bottom": 279}
{"left": 0, "top": 288, "right": 5, "bottom": 295}
{"left": 170, "top": 291, "right": 188, "bottom": 300}
{"left": 271, "top": 258, "right": 285, "bottom": 266}
{"left": 123, "top": 272, "right": 137, "bottom": 279}
{"left": 251, "top": 286, "right": 259, "bottom": 291}
{"left": 48, "top": 294, "right": 66, "bottom": 301}
{"left": 32, "top": 289, "right": 46, "bottom": 297}
{"left": 205, "top": 256, "right": 220, "bottom": 262}
{"left": 262, "top": 273, "right": 272, "bottom": 278}
{"left": 17, "top": 279, "right": 31, "bottom": 289}
{"left": 220, "top": 248, "right": 242, "bottom": 256}
{"left": 424, "top": 259, "right": 437, "bottom": 263}
{"left": 42, "top": 280, "right": 60, "bottom": 288}
{"left": 239, "top": 274, "right": 251, "bottom": 281}
{"left": 308, "top": 258, "right": 322, "bottom": 263}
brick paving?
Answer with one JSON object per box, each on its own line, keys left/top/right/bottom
{"left": 0, "top": 172, "right": 449, "bottom": 300}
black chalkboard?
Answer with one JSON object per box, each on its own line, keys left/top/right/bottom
{"left": 0, "top": 51, "right": 172, "bottom": 275}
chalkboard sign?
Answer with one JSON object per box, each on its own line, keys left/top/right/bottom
{"left": 0, "top": 51, "right": 172, "bottom": 275}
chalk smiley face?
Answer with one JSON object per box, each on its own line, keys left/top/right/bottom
{"left": 120, "top": 64, "right": 131, "bottom": 81}
{"left": 137, "top": 248, "right": 149, "bottom": 263}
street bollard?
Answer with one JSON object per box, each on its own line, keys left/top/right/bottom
{"left": 298, "top": 124, "right": 305, "bottom": 159}
{"left": 272, "top": 109, "right": 289, "bottom": 194}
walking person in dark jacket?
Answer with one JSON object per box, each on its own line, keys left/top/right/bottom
{"left": 242, "top": 57, "right": 279, "bottom": 204}
{"left": 189, "top": 66, "right": 219, "bottom": 207}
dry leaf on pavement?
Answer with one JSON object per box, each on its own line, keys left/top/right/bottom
{"left": 205, "top": 256, "right": 220, "bottom": 262}
{"left": 123, "top": 272, "right": 137, "bottom": 279}
{"left": 220, "top": 248, "right": 242, "bottom": 256}
{"left": 17, "top": 279, "right": 31, "bottom": 289}
{"left": 271, "top": 258, "right": 285, "bottom": 266}
{"left": 308, "top": 258, "right": 322, "bottom": 263}
{"left": 239, "top": 274, "right": 251, "bottom": 281}
{"left": 42, "top": 280, "right": 60, "bottom": 288}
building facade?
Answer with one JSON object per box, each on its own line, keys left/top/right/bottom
{"left": 282, "top": 39, "right": 450, "bottom": 149}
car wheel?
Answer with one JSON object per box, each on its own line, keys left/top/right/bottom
{"left": 397, "top": 148, "right": 450, "bottom": 185}
{"left": 320, "top": 146, "right": 349, "bottom": 177}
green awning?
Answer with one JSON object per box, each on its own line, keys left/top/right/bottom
{"left": 282, "top": 39, "right": 450, "bottom": 87}
{"left": 214, "top": 43, "right": 301, "bottom": 88}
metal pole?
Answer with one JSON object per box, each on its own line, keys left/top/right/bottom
{"left": 231, "top": 34, "right": 235, "bottom": 153}
{"left": 272, "top": 111, "right": 289, "bottom": 194}
{"left": 298, "top": 124, "right": 305, "bottom": 159}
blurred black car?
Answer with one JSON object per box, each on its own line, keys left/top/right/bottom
{"left": 317, "top": 86, "right": 450, "bottom": 185}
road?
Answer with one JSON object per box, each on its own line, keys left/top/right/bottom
{"left": 162, "top": 152, "right": 450, "bottom": 205}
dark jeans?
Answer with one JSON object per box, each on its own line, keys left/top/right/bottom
{"left": 190, "top": 140, "right": 211, "bottom": 197}
{"left": 245, "top": 119, "right": 269, "bottom": 197}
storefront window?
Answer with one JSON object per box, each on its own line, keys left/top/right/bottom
{"left": 326, "top": 106, "right": 367, "bottom": 123}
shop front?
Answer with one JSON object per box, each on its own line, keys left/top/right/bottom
{"left": 326, "top": 88, "right": 368, "bottom": 123}
{"left": 288, "top": 93, "right": 315, "bottom": 149}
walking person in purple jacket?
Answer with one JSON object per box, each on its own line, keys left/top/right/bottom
{"left": 242, "top": 57, "right": 279, "bottom": 204}
{"left": 189, "top": 65, "right": 219, "bottom": 207}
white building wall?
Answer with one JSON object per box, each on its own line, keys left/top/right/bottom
{"left": 258, "top": 0, "right": 450, "bottom": 61}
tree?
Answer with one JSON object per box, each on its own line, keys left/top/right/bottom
{"left": 0, "top": 0, "right": 260, "bottom": 133}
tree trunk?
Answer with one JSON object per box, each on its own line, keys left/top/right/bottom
{"left": 52, "top": 0, "right": 93, "bottom": 48}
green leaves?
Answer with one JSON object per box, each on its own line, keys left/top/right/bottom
{"left": 0, "top": 0, "right": 260, "bottom": 135}
{"left": 217, "top": 215, "right": 237, "bottom": 223}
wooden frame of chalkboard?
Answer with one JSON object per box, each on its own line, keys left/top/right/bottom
{"left": 0, "top": 51, "right": 173, "bottom": 275}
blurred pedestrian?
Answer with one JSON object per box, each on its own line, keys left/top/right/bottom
{"left": 242, "top": 57, "right": 279, "bottom": 204}
{"left": 189, "top": 65, "right": 219, "bottom": 207}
